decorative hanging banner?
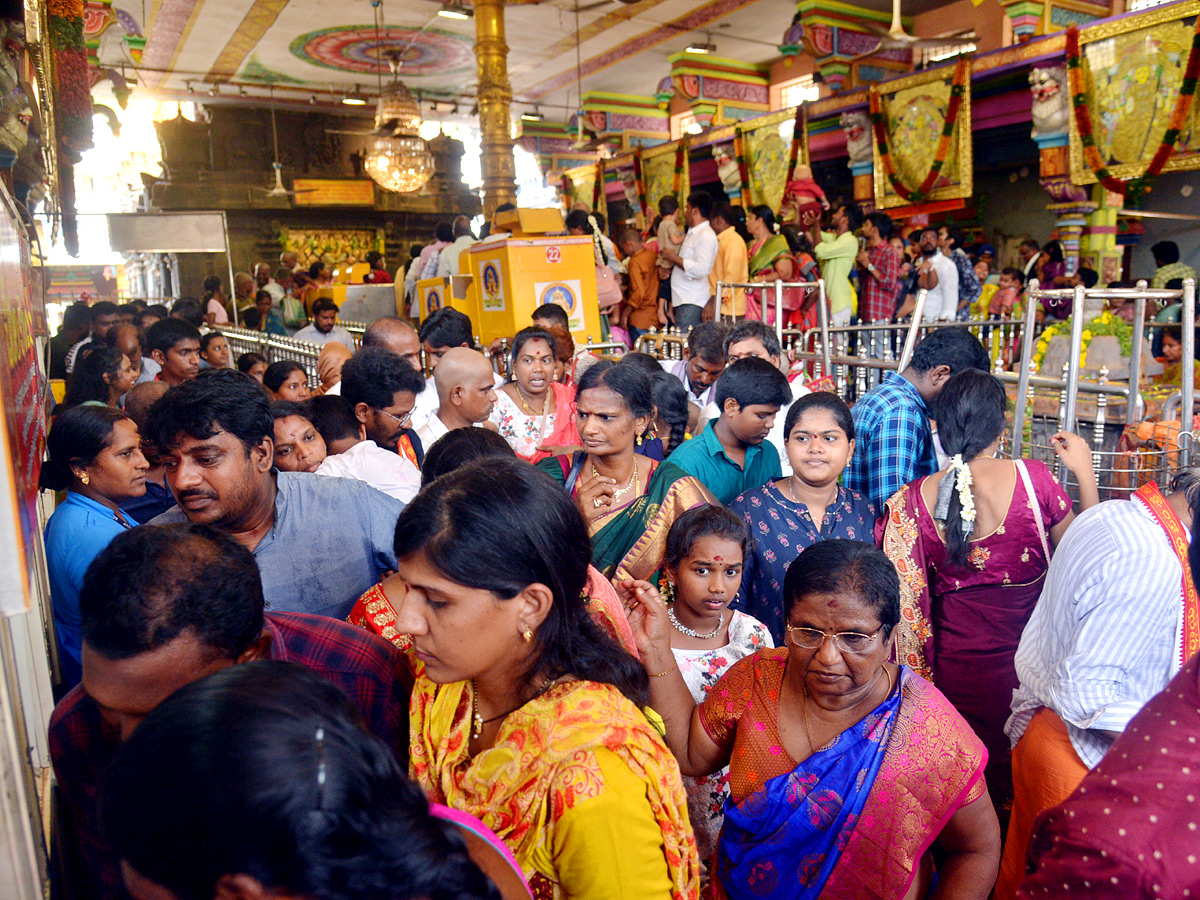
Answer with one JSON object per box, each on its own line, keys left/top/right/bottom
{"left": 1066, "top": 6, "right": 1200, "bottom": 203}
{"left": 642, "top": 142, "right": 688, "bottom": 218}
{"left": 743, "top": 108, "right": 803, "bottom": 212}
{"left": 733, "top": 126, "right": 752, "bottom": 208}
{"left": 869, "top": 57, "right": 973, "bottom": 209}
{"left": 784, "top": 103, "right": 807, "bottom": 187}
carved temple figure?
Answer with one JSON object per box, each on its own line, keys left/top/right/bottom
{"left": 841, "top": 111, "right": 872, "bottom": 166}
{"left": 712, "top": 143, "right": 742, "bottom": 199}
{"left": 1029, "top": 67, "right": 1069, "bottom": 140}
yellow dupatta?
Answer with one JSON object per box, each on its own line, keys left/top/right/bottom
{"left": 409, "top": 674, "right": 699, "bottom": 900}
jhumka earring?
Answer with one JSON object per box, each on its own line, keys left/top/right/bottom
{"left": 79, "top": 472, "right": 90, "bottom": 485}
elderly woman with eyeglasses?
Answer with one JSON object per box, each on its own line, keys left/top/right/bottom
{"left": 620, "top": 539, "right": 1001, "bottom": 900}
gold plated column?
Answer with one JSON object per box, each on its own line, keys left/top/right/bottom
{"left": 474, "top": 0, "right": 517, "bottom": 219}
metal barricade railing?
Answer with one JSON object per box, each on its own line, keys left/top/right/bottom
{"left": 713, "top": 279, "right": 829, "bottom": 371}
{"left": 339, "top": 321, "right": 366, "bottom": 349}
{"left": 215, "top": 326, "right": 323, "bottom": 389}
{"left": 634, "top": 328, "right": 688, "bottom": 360}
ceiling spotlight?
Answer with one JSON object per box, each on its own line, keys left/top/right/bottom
{"left": 521, "top": 107, "right": 544, "bottom": 122}
{"left": 239, "top": 86, "right": 248, "bottom": 97}
{"left": 438, "top": 1, "right": 472, "bottom": 19}
{"left": 342, "top": 84, "right": 368, "bottom": 106}
{"left": 310, "top": 94, "right": 317, "bottom": 105}
{"left": 208, "top": 84, "right": 219, "bottom": 96}
{"left": 186, "top": 81, "right": 194, "bottom": 94}
{"left": 686, "top": 35, "right": 716, "bottom": 54}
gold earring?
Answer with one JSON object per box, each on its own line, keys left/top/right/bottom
{"left": 79, "top": 472, "right": 90, "bottom": 485}
{"left": 521, "top": 626, "right": 533, "bottom": 643}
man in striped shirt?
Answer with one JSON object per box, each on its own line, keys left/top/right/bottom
{"left": 995, "top": 469, "right": 1199, "bottom": 900}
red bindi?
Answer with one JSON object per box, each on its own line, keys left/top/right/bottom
{"left": 713, "top": 555, "right": 724, "bottom": 562}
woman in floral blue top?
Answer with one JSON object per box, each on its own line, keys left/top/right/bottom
{"left": 730, "top": 392, "right": 877, "bottom": 643}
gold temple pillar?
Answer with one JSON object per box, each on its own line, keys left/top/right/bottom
{"left": 474, "top": 0, "right": 517, "bottom": 219}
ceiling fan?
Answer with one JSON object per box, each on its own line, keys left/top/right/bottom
{"left": 864, "top": 0, "right": 978, "bottom": 51}
{"left": 251, "top": 88, "right": 317, "bottom": 197}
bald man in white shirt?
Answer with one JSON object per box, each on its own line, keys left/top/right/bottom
{"left": 416, "top": 347, "right": 498, "bottom": 451}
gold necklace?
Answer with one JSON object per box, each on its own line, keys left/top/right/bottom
{"left": 471, "top": 676, "right": 557, "bottom": 740}
{"left": 591, "top": 456, "right": 638, "bottom": 503}
{"left": 801, "top": 665, "right": 894, "bottom": 752}
{"left": 515, "top": 385, "right": 549, "bottom": 416}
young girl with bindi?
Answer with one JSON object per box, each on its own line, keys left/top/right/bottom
{"left": 616, "top": 506, "right": 772, "bottom": 888}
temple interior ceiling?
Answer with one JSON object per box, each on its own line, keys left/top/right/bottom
{"left": 91, "top": 0, "right": 962, "bottom": 116}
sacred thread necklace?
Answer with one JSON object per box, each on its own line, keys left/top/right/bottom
{"left": 667, "top": 602, "right": 725, "bottom": 639}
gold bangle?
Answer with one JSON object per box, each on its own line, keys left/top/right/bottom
{"left": 648, "top": 664, "right": 677, "bottom": 678}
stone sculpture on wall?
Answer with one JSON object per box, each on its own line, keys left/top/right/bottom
{"left": 840, "top": 110, "right": 872, "bottom": 166}
{"left": 1029, "top": 66, "right": 1069, "bottom": 140}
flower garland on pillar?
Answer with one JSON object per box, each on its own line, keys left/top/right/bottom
{"left": 49, "top": 0, "right": 93, "bottom": 162}
{"left": 1066, "top": 21, "right": 1200, "bottom": 203}
{"left": 869, "top": 56, "right": 970, "bottom": 204}
{"left": 672, "top": 135, "right": 688, "bottom": 198}
{"left": 733, "top": 125, "right": 751, "bottom": 207}
{"left": 592, "top": 158, "right": 604, "bottom": 211}
{"left": 632, "top": 148, "right": 649, "bottom": 225}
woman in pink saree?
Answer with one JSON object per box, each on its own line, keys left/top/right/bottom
{"left": 622, "top": 539, "right": 1000, "bottom": 900}
{"left": 878, "top": 370, "right": 1097, "bottom": 819}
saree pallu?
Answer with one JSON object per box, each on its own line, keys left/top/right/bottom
{"left": 409, "top": 675, "right": 700, "bottom": 900}
{"left": 537, "top": 456, "right": 711, "bottom": 582}
{"left": 714, "top": 669, "right": 986, "bottom": 900}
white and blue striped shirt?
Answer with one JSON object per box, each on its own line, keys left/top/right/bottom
{"left": 1006, "top": 496, "right": 1187, "bottom": 768}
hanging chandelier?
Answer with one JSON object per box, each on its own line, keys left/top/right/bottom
{"left": 363, "top": 80, "right": 434, "bottom": 193}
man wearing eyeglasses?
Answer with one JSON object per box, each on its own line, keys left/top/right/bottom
{"left": 340, "top": 347, "right": 427, "bottom": 470}
{"left": 146, "top": 369, "right": 405, "bottom": 621}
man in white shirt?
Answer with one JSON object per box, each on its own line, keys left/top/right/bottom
{"left": 664, "top": 320, "right": 727, "bottom": 408}
{"left": 436, "top": 215, "right": 478, "bottom": 278}
{"left": 255, "top": 262, "right": 285, "bottom": 306}
{"left": 660, "top": 191, "right": 719, "bottom": 331}
{"left": 307, "top": 394, "right": 421, "bottom": 504}
{"left": 293, "top": 297, "right": 355, "bottom": 347}
{"left": 415, "top": 347, "right": 497, "bottom": 451}
{"left": 914, "top": 227, "right": 958, "bottom": 321}
{"left": 410, "top": 308, "right": 503, "bottom": 432}
{"left": 996, "top": 470, "right": 1199, "bottom": 900}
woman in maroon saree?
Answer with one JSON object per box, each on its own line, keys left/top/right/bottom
{"left": 878, "top": 370, "right": 1098, "bottom": 819}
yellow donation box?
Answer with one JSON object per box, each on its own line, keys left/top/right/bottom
{"left": 466, "top": 234, "right": 601, "bottom": 347}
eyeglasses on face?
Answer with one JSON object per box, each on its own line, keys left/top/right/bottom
{"left": 374, "top": 407, "right": 413, "bottom": 429}
{"left": 785, "top": 624, "right": 883, "bottom": 654}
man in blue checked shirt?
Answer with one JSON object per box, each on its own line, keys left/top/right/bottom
{"left": 845, "top": 328, "right": 990, "bottom": 510}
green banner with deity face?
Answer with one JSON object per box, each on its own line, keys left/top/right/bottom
{"left": 642, "top": 142, "right": 689, "bottom": 219}
{"left": 1068, "top": 0, "right": 1200, "bottom": 185}
{"left": 741, "top": 109, "right": 803, "bottom": 212}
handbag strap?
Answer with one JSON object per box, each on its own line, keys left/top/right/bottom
{"left": 564, "top": 451, "right": 587, "bottom": 496}
{"left": 1016, "top": 459, "right": 1051, "bottom": 561}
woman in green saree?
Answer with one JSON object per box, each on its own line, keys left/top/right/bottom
{"left": 538, "top": 360, "right": 712, "bottom": 582}
{"left": 745, "top": 205, "right": 813, "bottom": 327}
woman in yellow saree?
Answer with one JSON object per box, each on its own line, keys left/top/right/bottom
{"left": 383, "top": 457, "right": 699, "bottom": 900}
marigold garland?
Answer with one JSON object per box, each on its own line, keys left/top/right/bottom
{"left": 632, "top": 149, "right": 648, "bottom": 225}
{"left": 672, "top": 135, "right": 688, "bottom": 197}
{"left": 592, "top": 158, "right": 604, "bottom": 212}
{"left": 869, "top": 56, "right": 971, "bottom": 203}
{"left": 733, "top": 125, "right": 751, "bottom": 207}
{"left": 1066, "top": 20, "right": 1200, "bottom": 202}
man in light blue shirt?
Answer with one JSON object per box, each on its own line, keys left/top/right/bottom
{"left": 292, "top": 297, "right": 355, "bottom": 348}
{"left": 146, "top": 368, "right": 403, "bottom": 620}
